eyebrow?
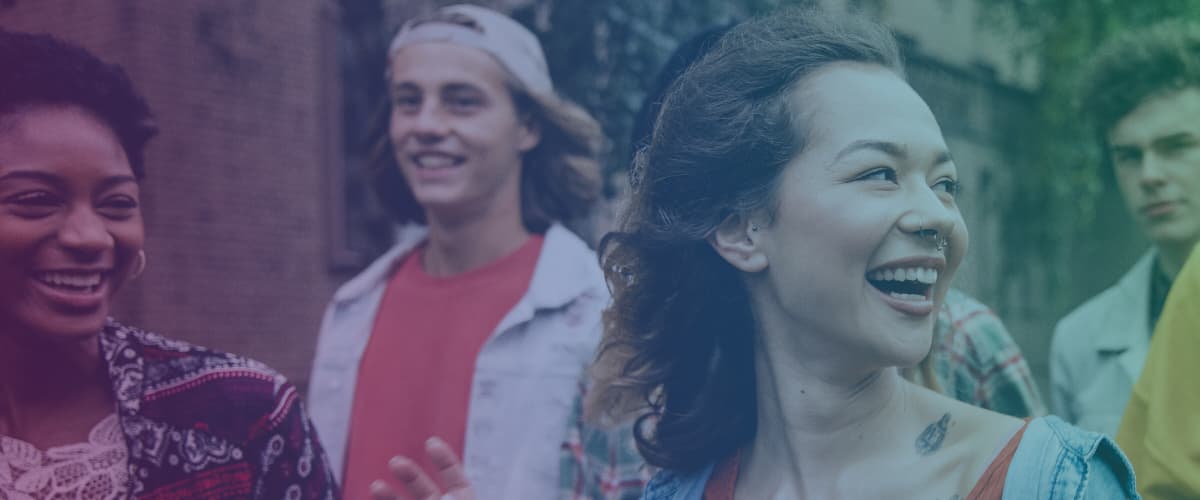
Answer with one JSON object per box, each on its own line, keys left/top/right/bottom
{"left": 832, "top": 139, "right": 953, "bottom": 166}
{"left": 390, "top": 82, "right": 419, "bottom": 94}
{"left": 1152, "top": 132, "right": 1198, "bottom": 147}
{"left": 0, "top": 170, "right": 137, "bottom": 189}
{"left": 1111, "top": 132, "right": 1198, "bottom": 150}
{"left": 442, "top": 82, "right": 484, "bottom": 93}
{"left": 390, "top": 81, "right": 485, "bottom": 94}
{"left": 0, "top": 170, "right": 64, "bottom": 186}
{"left": 98, "top": 175, "right": 139, "bottom": 190}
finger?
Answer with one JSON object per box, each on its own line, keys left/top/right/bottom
{"left": 369, "top": 480, "right": 400, "bottom": 500}
{"left": 388, "top": 455, "right": 442, "bottom": 499}
{"left": 425, "top": 436, "right": 470, "bottom": 492}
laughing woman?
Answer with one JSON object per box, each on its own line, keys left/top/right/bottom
{"left": 0, "top": 31, "right": 335, "bottom": 499}
{"left": 589, "top": 8, "right": 1138, "bottom": 500}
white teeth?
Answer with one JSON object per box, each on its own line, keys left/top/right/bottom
{"left": 414, "top": 154, "right": 458, "bottom": 168}
{"left": 37, "top": 272, "right": 103, "bottom": 288}
{"left": 869, "top": 267, "right": 938, "bottom": 284}
{"left": 888, "top": 292, "right": 926, "bottom": 300}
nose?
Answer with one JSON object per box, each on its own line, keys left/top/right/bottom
{"left": 897, "top": 188, "right": 958, "bottom": 248}
{"left": 58, "top": 205, "right": 114, "bottom": 258}
{"left": 409, "top": 101, "right": 450, "bottom": 141}
{"left": 1138, "top": 154, "right": 1168, "bottom": 190}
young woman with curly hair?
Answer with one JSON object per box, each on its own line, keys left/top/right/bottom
{"left": 588, "top": 8, "right": 1139, "bottom": 499}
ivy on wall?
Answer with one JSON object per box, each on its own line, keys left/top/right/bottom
{"left": 976, "top": 0, "right": 1200, "bottom": 275}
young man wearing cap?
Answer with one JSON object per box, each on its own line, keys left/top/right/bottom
{"left": 307, "top": 5, "right": 608, "bottom": 498}
{"left": 1051, "top": 21, "right": 1200, "bottom": 438}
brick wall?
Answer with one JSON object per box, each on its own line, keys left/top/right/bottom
{"left": 1, "top": 1, "right": 353, "bottom": 388}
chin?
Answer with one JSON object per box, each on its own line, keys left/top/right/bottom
{"left": 15, "top": 310, "right": 109, "bottom": 342}
{"left": 412, "top": 190, "right": 469, "bottom": 210}
{"left": 885, "top": 329, "right": 935, "bottom": 367}
{"left": 1147, "top": 224, "right": 1200, "bottom": 247}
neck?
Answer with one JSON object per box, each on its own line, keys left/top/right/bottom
{"left": 751, "top": 346, "right": 908, "bottom": 462}
{"left": 422, "top": 200, "right": 532, "bottom": 277}
{"left": 1155, "top": 240, "right": 1196, "bottom": 281}
{"left": 739, "top": 316, "right": 914, "bottom": 495}
{"left": 0, "top": 327, "right": 111, "bottom": 438}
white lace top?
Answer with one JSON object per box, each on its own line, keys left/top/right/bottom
{"left": 0, "top": 414, "right": 128, "bottom": 500}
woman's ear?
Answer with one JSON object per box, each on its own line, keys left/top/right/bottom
{"left": 708, "top": 213, "right": 768, "bottom": 273}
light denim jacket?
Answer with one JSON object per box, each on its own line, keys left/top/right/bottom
{"left": 307, "top": 224, "right": 607, "bottom": 499}
{"left": 641, "top": 416, "right": 1139, "bottom": 499}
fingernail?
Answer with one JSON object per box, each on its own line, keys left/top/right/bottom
{"left": 388, "top": 456, "right": 405, "bottom": 468}
{"left": 426, "top": 436, "right": 444, "bottom": 448}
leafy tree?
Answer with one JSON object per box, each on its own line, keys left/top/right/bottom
{"left": 511, "top": 0, "right": 861, "bottom": 181}
{"left": 976, "top": 0, "right": 1200, "bottom": 285}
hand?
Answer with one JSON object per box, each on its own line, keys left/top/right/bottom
{"left": 369, "top": 437, "right": 475, "bottom": 500}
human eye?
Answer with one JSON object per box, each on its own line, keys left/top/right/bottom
{"left": 391, "top": 92, "right": 421, "bottom": 113}
{"left": 933, "top": 177, "right": 961, "bottom": 198}
{"left": 856, "top": 167, "right": 898, "bottom": 184}
{"left": 444, "top": 92, "right": 485, "bottom": 114}
{"left": 1159, "top": 136, "right": 1199, "bottom": 157}
{"left": 98, "top": 194, "right": 140, "bottom": 219}
{"left": 1110, "top": 147, "right": 1141, "bottom": 167}
{"left": 4, "top": 190, "right": 62, "bottom": 218}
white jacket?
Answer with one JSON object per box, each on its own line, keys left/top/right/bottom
{"left": 308, "top": 224, "right": 606, "bottom": 498}
{"left": 1050, "top": 250, "right": 1155, "bottom": 437}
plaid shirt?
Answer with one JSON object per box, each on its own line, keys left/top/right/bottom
{"left": 559, "top": 289, "right": 1044, "bottom": 498}
{"left": 559, "top": 380, "right": 650, "bottom": 500}
{"left": 925, "top": 289, "right": 1046, "bottom": 418}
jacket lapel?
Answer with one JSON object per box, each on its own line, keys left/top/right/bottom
{"left": 1093, "top": 251, "right": 1156, "bottom": 384}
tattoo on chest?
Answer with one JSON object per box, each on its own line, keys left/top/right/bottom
{"left": 915, "top": 412, "right": 952, "bottom": 456}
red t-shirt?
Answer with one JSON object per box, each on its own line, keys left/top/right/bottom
{"left": 341, "top": 235, "right": 544, "bottom": 499}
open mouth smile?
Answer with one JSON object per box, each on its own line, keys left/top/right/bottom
{"left": 865, "top": 257, "right": 944, "bottom": 316}
{"left": 410, "top": 152, "right": 465, "bottom": 170}
{"left": 31, "top": 270, "right": 110, "bottom": 308}
{"left": 866, "top": 266, "right": 937, "bottom": 301}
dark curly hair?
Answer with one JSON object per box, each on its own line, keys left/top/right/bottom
{"left": 1079, "top": 20, "right": 1200, "bottom": 141}
{"left": 0, "top": 29, "right": 157, "bottom": 179}
{"left": 587, "top": 7, "right": 903, "bottom": 473}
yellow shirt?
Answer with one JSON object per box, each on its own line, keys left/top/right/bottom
{"left": 1117, "top": 245, "right": 1200, "bottom": 499}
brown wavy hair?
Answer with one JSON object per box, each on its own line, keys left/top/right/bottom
{"left": 1079, "top": 20, "right": 1200, "bottom": 141}
{"left": 587, "top": 7, "right": 903, "bottom": 473}
{"left": 368, "top": 27, "right": 604, "bottom": 234}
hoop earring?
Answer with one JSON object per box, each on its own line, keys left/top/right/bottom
{"left": 130, "top": 250, "right": 147, "bottom": 281}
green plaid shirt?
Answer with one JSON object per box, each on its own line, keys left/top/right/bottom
{"left": 924, "top": 289, "right": 1046, "bottom": 418}
{"left": 559, "top": 289, "right": 1044, "bottom": 498}
{"left": 559, "top": 380, "right": 651, "bottom": 500}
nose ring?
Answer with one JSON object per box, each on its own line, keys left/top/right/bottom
{"left": 918, "top": 217, "right": 947, "bottom": 252}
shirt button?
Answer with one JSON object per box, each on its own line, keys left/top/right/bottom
{"left": 478, "top": 379, "right": 497, "bottom": 398}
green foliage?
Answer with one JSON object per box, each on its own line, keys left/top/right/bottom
{"left": 975, "top": 0, "right": 1200, "bottom": 263}
{"left": 512, "top": 0, "right": 848, "bottom": 180}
